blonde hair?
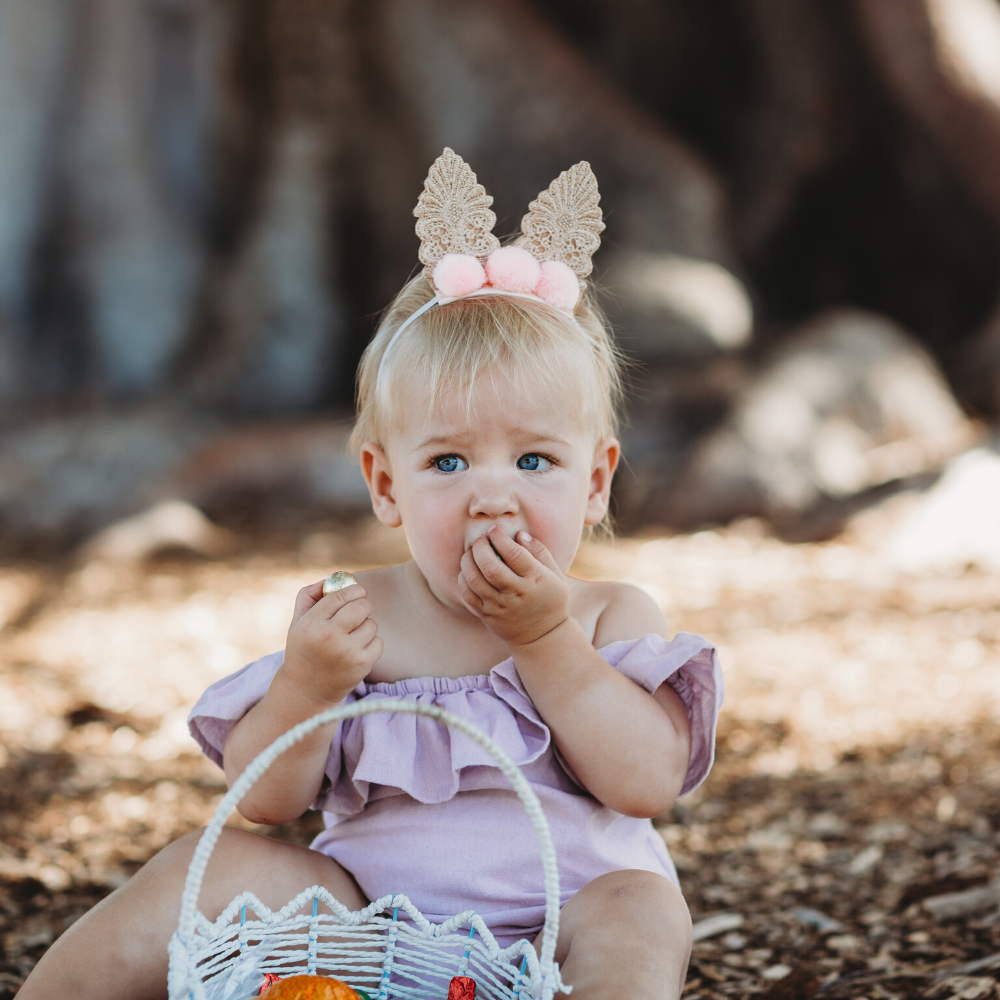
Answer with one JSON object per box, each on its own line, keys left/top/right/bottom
{"left": 350, "top": 275, "right": 624, "bottom": 451}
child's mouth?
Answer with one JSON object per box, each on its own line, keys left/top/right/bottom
{"left": 465, "top": 525, "right": 517, "bottom": 560}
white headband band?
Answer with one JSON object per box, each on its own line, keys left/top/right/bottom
{"left": 375, "top": 288, "right": 578, "bottom": 391}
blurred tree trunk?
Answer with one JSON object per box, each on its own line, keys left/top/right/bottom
{"left": 0, "top": 0, "right": 1000, "bottom": 548}
{"left": 0, "top": 0, "right": 75, "bottom": 402}
{"left": 0, "top": 0, "right": 996, "bottom": 415}
{"left": 852, "top": 0, "right": 1000, "bottom": 414}
{"left": 1, "top": 0, "right": 1000, "bottom": 548}
{"left": 0, "top": 0, "right": 747, "bottom": 417}
{"left": 189, "top": 0, "right": 357, "bottom": 414}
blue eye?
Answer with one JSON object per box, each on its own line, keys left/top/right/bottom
{"left": 517, "top": 454, "right": 551, "bottom": 471}
{"left": 434, "top": 455, "right": 468, "bottom": 473}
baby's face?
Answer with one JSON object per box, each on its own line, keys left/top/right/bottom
{"left": 363, "top": 367, "right": 618, "bottom": 611}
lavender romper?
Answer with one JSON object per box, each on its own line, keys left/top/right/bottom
{"left": 188, "top": 632, "right": 723, "bottom": 946}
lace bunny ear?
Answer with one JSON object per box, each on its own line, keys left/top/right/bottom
{"left": 413, "top": 148, "right": 501, "bottom": 283}
{"left": 516, "top": 161, "right": 605, "bottom": 279}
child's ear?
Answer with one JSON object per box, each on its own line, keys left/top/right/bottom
{"left": 584, "top": 437, "right": 620, "bottom": 526}
{"left": 360, "top": 443, "right": 402, "bottom": 528}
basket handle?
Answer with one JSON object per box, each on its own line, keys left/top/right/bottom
{"left": 176, "top": 698, "right": 561, "bottom": 982}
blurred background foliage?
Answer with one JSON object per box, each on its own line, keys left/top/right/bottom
{"left": 1, "top": 0, "right": 999, "bottom": 551}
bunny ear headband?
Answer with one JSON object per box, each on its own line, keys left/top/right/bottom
{"left": 377, "top": 148, "right": 605, "bottom": 385}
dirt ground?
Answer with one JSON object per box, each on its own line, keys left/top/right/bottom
{"left": 1, "top": 511, "right": 999, "bottom": 999}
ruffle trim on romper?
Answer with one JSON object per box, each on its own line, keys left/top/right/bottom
{"left": 188, "top": 633, "right": 724, "bottom": 814}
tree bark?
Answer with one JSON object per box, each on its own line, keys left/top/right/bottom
{"left": 190, "top": 0, "right": 357, "bottom": 413}
{"left": 0, "top": 0, "right": 75, "bottom": 404}
{"left": 852, "top": 0, "right": 1000, "bottom": 411}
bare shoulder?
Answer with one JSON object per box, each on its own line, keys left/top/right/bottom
{"left": 569, "top": 578, "right": 669, "bottom": 647}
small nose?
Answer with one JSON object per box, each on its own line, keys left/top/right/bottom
{"left": 469, "top": 470, "right": 518, "bottom": 519}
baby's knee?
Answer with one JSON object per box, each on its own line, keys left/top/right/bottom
{"left": 129, "top": 826, "right": 203, "bottom": 886}
{"left": 571, "top": 870, "right": 692, "bottom": 950}
{"left": 553, "top": 872, "right": 692, "bottom": 1000}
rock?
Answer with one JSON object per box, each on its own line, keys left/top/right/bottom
{"left": 78, "top": 500, "right": 231, "bottom": 563}
{"left": 792, "top": 908, "right": 844, "bottom": 934}
{"left": 0, "top": 408, "right": 371, "bottom": 553}
{"left": 691, "top": 912, "right": 744, "bottom": 942}
{"left": 761, "top": 964, "right": 792, "bottom": 981}
{"left": 0, "top": 408, "right": 208, "bottom": 553}
{"left": 611, "top": 252, "right": 753, "bottom": 357}
{"left": 921, "top": 881, "right": 1000, "bottom": 921}
{"left": 173, "top": 419, "right": 371, "bottom": 528}
{"left": 653, "top": 309, "right": 974, "bottom": 532}
{"left": 884, "top": 444, "right": 1000, "bottom": 572}
{"left": 614, "top": 356, "right": 750, "bottom": 524}
{"left": 825, "top": 934, "right": 864, "bottom": 954}
{"left": 848, "top": 844, "right": 884, "bottom": 876}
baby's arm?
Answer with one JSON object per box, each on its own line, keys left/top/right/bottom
{"left": 458, "top": 526, "right": 690, "bottom": 818}
{"left": 223, "top": 581, "right": 382, "bottom": 825}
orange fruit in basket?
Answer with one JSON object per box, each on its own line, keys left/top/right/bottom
{"left": 259, "top": 974, "right": 359, "bottom": 1000}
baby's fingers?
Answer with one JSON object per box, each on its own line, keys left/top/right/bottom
{"left": 332, "top": 596, "right": 373, "bottom": 633}
{"left": 316, "top": 583, "right": 367, "bottom": 620}
{"left": 471, "top": 533, "right": 519, "bottom": 587}
{"left": 365, "top": 633, "right": 384, "bottom": 663}
{"left": 461, "top": 547, "right": 497, "bottom": 598}
{"left": 485, "top": 526, "right": 536, "bottom": 577}
{"left": 292, "top": 581, "right": 327, "bottom": 621}
{"left": 516, "top": 531, "right": 561, "bottom": 575}
{"left": 351, "top": 616, "right": 379, "bottom": 647}
{"left": 457, "top": 571, "right": 484, "bottom": 615}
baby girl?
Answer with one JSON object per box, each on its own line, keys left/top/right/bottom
{"left": 20, "top": 150, "right": 722, "bottom": 1000}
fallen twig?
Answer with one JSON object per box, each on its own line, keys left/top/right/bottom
{"left": 931, "top": 952, "right": 1000, "bottom": 980}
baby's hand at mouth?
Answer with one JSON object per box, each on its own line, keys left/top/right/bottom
{"left": 457, "top": 524, "right": 569, "bottom": 648}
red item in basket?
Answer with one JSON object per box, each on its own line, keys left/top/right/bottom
{"left": 448, "top": 976, "right": 476, "bottom": 1000}
{"left": 259, "top": 974, "right": 283, "bottom": 994}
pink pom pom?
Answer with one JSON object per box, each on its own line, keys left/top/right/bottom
{"left": 534, "top": 260, "right": 580, "bottom": 312}
{"left": 433, "top": 254, "right": 486, "bottom": 298}
{"left": 485, "top": 246, "right": 541, "bottom": 294}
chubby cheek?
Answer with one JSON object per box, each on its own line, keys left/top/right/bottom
{"left": 523, "top": 490, "right": 589, "bottom": 572}
{"left": 401, "top": 491, "right": 468, "bottom": 589}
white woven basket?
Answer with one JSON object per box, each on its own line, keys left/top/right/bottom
{"left": 168, "top": 699, "right": 567, "bottom": 1000}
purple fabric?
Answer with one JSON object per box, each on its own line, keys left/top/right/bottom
{"left": 188, "top": 633, "right": 724, "bottom": 945}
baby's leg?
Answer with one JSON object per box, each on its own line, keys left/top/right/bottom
{"left": 540, "top": 870, "right": 692, "bottom": 1000}
{"left": 19, "top": 827, "right": 367, "bottom": 1000}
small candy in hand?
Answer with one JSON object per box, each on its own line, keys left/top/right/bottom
{"left": 322, "top": 571, "right": 358, "bottom": 596}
